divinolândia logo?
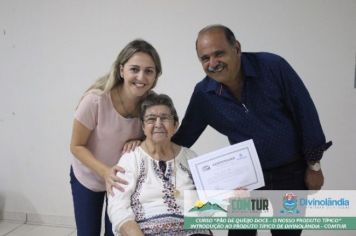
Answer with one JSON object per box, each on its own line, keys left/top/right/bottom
{"left": 280, "top": 192, "right": 300, "bottom": 214}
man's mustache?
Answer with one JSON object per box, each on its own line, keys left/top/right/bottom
{"left": 208, "top": 62, "right": 225, "bottom": 73}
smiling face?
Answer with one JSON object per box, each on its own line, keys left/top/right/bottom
{"left": 120, "top": 52, "right": 157, "bottom": 98}
{"left": 196, "top": 28, "right": 242, "bottom": 85}
{"left": 142, "top": 105, "right": 178, "bottom": 145}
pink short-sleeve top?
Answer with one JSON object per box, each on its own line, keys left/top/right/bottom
{"left": 71, "top": 91, "right": 143, "bottom": 191}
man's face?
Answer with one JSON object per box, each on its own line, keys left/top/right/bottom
{"left": 196, "top": 29, "right": 241, "bottom": 85}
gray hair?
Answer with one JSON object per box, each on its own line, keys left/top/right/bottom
{"left": 140, "top": 92, "right": 179, "bottom": 123}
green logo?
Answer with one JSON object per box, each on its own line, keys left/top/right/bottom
{"left": 189, "top": 200, "right": 227, "bottom": 213}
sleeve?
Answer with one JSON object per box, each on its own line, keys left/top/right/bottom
{"left": 177, "top": 147, "right": 198, "bottom": 168}
{"left": 278, "top": 57, "right": 332, "bottom": 161}
{"left": 74, "top": 93, "right": 99, "bottom": 130}
{"left": 107, "top": 152, "right": 139, "bottom": 235}
{"left": 181, "top": 148, "right": 198, "bottom": 171}
{"left": 178, "top": 148, "right": 197, "bottom": 184}
{"left": 172, "top": 88, "right": 208, "bottom": 148}
{"left": 183, "top": 147, "right": 198, "bottom": 160}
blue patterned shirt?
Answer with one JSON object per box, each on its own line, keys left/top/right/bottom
{"left": 173, "top": 52, "right": 331, "bottom": 169}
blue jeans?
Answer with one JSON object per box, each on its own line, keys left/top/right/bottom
{"left": 228, "top": 158, "right": 307, "bottom": 236}
{"left": 70, "top": 167, "right": 114, "bottom": 236}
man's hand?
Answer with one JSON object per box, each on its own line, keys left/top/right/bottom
{"left": 305, "top": 168, "right": 324, "bottom": 190}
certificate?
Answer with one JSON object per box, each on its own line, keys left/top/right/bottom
{"left": 188, "top": 139, "right": 264, "bottom": 200}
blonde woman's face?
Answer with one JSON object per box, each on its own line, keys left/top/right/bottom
{"left": 120, "top": 52, "right": 157, "bottom": 97}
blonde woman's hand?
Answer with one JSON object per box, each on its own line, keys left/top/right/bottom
{"left": 122, "top": 140, "right": 141, "bottom": 154}
{"left": 105, "top": 165, "right": 128, "bottom": 196}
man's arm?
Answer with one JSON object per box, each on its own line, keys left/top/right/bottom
{"left": 278, "top": 57, "right": 332, "bottom": 189}
{"left": 280, "top": 57, "right": 331, "bottom": 155}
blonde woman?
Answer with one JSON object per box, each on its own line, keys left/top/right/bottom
{"left": 70, "top": 39, "right": 162, "bottom": 236}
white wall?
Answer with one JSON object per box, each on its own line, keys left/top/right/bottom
{"left": 1, "top": 0, "right": 355, "bottom": 227}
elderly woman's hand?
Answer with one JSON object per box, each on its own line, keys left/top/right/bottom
{"left": 105, "top": 165, "right": 128, "bottom": 196}
{"left": 122, "top": 139, "right": 142, "bottom": 154}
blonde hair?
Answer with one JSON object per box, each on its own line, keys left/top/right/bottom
{"left": 82, "top": 39, "right": 162, "bottom": 97}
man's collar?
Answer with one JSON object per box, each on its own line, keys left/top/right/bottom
{"left": 204, "top": 76, "right": 220, "bottom": 93}
{"left": 241, "top": 53, "right": 257, "bottom": 78}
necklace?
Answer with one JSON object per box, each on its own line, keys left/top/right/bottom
{"left": 142, "top": 141, "right": 180, "bottom": 197}
{"left": 173, "top": 157, "right": 180, "bottom": 197}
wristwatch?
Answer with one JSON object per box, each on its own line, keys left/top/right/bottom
{"left": 307, "top": 161, "right": 321, "bottom": 171}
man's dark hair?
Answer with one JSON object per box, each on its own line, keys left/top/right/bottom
{"left": 196, "top": 24, "right": 237, "bottom": 49}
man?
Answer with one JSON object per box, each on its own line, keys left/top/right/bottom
{"left": 172, "top": 24, "right": 332, "bottom": 236}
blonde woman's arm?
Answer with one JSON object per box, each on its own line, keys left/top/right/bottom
{"left": 70, "top": 119, "right": 127, "bottom": 195}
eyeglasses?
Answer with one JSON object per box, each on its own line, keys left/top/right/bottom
{"left": 143, "top": 114, "right": 174, "bottom": 124}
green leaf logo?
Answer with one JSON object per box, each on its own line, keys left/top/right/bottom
{"left": 189, "top": 201, "right": 227, "bottom": 212}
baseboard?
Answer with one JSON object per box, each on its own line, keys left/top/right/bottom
{"left": 0, "top": 211, "right": 26, "bottom": 223}
{"left": 27, "top": 213, "right": 75, "bottom": 227}
{"left": 0, "top": 211, "right": 75, "bottom": 228}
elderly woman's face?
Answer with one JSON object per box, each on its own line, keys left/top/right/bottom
{"left": 142, "top": 105, "right": 177, "bottom": 143}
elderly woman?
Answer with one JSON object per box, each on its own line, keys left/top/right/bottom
{"left": 108, "top": 93, "right": 211, "bottom": 236}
